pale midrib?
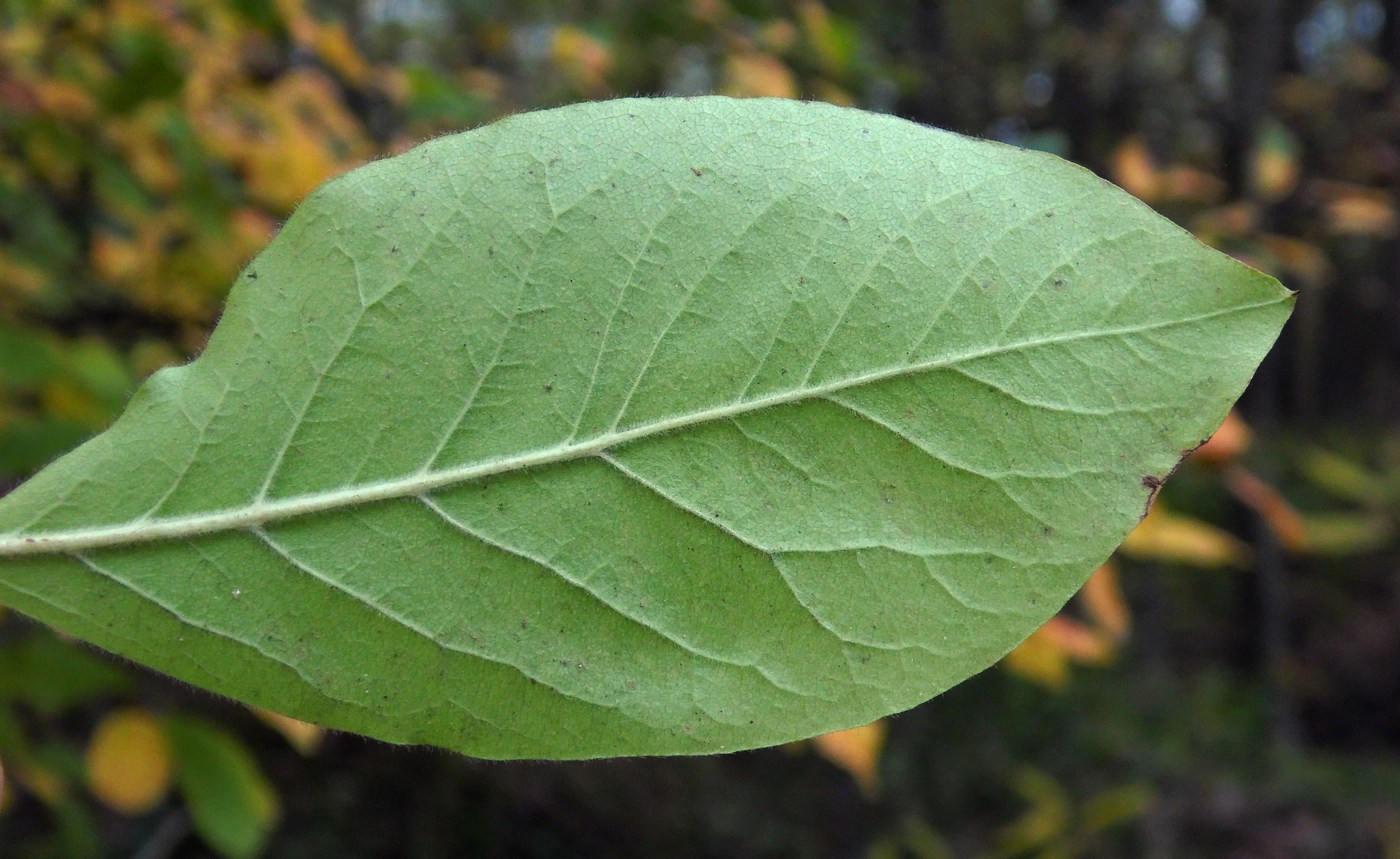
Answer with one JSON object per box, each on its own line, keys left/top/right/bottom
{"left": 0, "top": 299, "right": 1281, "bottom": 557}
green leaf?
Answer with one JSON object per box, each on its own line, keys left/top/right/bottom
{"left": 0, "top": 97, "right": 1291, "bottom": 759}
{"left": 164, "top": 718, "right": 279, "bottom": 859}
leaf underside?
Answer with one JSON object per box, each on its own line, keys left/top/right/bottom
{"left": 0, "top": 98, "right": 1291, "bottom": 759}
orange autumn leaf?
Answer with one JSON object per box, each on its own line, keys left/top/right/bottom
{"left": 722, "top": 53, "right": 799, "bottom": 99}
{"left": 1079, "top": 562, "right": 1129, "bottom": 642}
{"left": 1160, "top": 165, "right": 1226, "bottom": 204}
{"left": 1038, "top": 616, "right": 1113, "bottom": 664}
{"left": 1226, "top": 466, "right": 1308, "bottom": 552}
{"left": 812, "top": 720, "right": 887, "bottom": 796}
{"left": 1324, "top": 188, "right": 1398, "bottom": 237}
{"left": 1191, "top": 410, "right": 1252, "bottom": 467}
{"left": 85, "top": 708, "right": 173, "bottom": 815}
{"left": 1110, "top": 136, "right": 1162, "bottom": 202}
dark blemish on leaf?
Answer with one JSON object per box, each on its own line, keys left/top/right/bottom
{"left": 1045, "top": 211, "right": 1055, "bottom": 217}
{"left": 691, "top": 167, "right": 703, "bottom": 177}
{"left": 683, "top": 724, "right": 693, "bottom": 733}
{"left": 247, "top": 270, "right": 258, "bottom": 280}
{"left": 520, "top": 619, "right": 530, "bottom": 629}
{"left": 1041, "top": 527, "right": 1054, "bottom": 538}
{"left": 543, "top": 383, "right": 553, "bottom": 393}
{"left": 1053, "top": 277, "right": 1067, "bottom": 288}
{"left": 1140, "top": 475, "right": 1164, "bottom": 519}
{"left": 391, "top": 245, "right": 399, "bottom": 253}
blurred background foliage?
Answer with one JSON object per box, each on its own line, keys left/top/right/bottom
{"left": 0, "top": 0, "right": 1398, "bottom": 855}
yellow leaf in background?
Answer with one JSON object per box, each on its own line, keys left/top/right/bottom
{"left": 274, "top": 0, "right": 315, "bottom": 42}
{"left": 1250, "top": 123, "right": 1301, "bottom": 203}
{"left": 552, "top": 26, "right": 613, "bottom": 94}
{"left": 39, "top": 379, "right": 108, "bottom": 429}
{"left": 812, "top": 720, "right": 886, "bottom": 796}
{"left": 722, "top": 53, "right": 798, "bottom": 99}
{"left": 90, "top": 231, "right": 145, "bottom": 282}
{"left": 1079, "top": 563, "right": 1129, "bottom": 641}
{"left": 106, "top": 109, "right": 181, "bottom": 196}
{"left": 0, "top": 250, "right": 48, "bottom": 297}
{"left": 32, "top": 80, "right": 96, "bottom": 122}
{"left": 1002, "top": 625, "right": 1070, "bottom": 690}
{"left": 253, "top": 709, "right": 325, "bottom": 755}
{"left": 315, "top": 24, "right": 372, "bottom": 86}
{"left": 1120, "top": 504, "right": 1251, "bottom": 567}
{"left": 85, "top": 708, "right": 172, "bottom": 815}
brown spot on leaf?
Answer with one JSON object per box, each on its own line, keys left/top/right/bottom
{"left": 1140, "top": 474, "right": 1164, "bottom": 519}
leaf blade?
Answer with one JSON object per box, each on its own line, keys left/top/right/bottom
{"left": 0, "top": 97, "right": 1292, "bottom": 758}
